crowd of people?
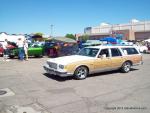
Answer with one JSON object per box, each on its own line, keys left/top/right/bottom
{"left": 3, "top": 38, "right": 28, "bottom": 61}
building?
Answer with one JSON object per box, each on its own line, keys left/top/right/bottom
{"left": 84, "top": 19, "right": 150, "bottom": 40}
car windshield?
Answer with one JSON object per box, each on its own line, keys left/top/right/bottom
{"left": 77, "top": 48, "right": 99, "bottom": 57}
{"left": 45, "top": 42, "right": 56, "bottom": 47}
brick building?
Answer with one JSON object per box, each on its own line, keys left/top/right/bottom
{"left": 84, "top": 19, "right": 150, "bottom": 40}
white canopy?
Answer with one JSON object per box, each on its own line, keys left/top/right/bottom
{"left": 0, "top": 33, "right": 25, "bottom": 43}
{"left": 0, "top": 33, "right": 7, "bottom": 41}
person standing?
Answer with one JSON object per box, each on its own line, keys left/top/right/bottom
{"left": 3, "top": 39, "right": 9, "bottom": 61}
{"left": 16, "top": 38, "right": 24, "bottom": 61}
{"left": 24, "top": 39, "right": 28, "bottom": 60}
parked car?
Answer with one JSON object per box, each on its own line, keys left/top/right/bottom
{"left": 0, "top": 43, "right": 4, "bottom": 56}
{"left": 133, "top": 45, "right": 148, "bottom": 53}
{"left": 43, "top": 45, "right": 143, "bottom": 80}
{"left": 43, "top": 42, "right": 58, "bottom": 57}
{"left": 139, "top": 46, "right": 148, "bottom": 53}
{"left": 9, "top": 43, "right": 44, "bottom": 58}
{"left": 0, "top": 42, "right": 16, "bottom": 57}
{"left": 82, "top": 40, "right": 102, "bottom": 47}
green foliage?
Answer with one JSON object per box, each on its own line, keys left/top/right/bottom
{"left": 32, "top": 32, "right": 44, "bottom": 42}
{"left": 79, "top": 35, "right": 89, "bottom": 42}
{"left": 34, "top": 32, "right": 43, "bottom": 36}
{"left": 65, "top": 34, "right": 76, "bottom": 40}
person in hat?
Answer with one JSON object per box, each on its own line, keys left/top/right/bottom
{"left": 16, "top": 38, "right": 24, "bottom": 61}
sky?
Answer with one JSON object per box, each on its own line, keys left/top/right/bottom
{"left": 0, "top": 0, "right": 150, "bottom": 36}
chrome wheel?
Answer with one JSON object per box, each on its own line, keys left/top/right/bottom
{"left": 121, "top": 62, "right": 131, "bottom": 73}
{"left": 74, "top": 66, "right": 88, "bottom": 80}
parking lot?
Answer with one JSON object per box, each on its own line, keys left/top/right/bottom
{"left": 0, "top": 54, "right": 150, "bottom": 113}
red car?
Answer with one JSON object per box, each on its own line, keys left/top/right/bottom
{"left": 0, "top": 44, "right": 4, "bottom": 56}
{"left": 0, "top": 43, "right": 16, "bottom": 57}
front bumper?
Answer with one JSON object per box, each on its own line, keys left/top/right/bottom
{"left": 43, "top": 64, "right": 73, "bottom": 77}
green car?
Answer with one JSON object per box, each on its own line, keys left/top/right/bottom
{"left": 9, "top": 44, "right": 44, "bottom": 58}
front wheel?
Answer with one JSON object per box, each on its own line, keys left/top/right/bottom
{"left": 74, "top": 66, "right": 88, "bottom": 80}
{"left": 121, "top": 62, "right": 131, "bottom": 73}
{"left": 34, "top": 54, "right": 43, "bottom": 58}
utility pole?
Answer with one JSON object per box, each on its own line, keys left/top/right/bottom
{"left": 50, "top": 24, "right": 54, "bottom": 37}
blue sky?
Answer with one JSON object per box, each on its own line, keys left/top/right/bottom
{"left": 0, "top": 0, "right": 150, "bottom": 36}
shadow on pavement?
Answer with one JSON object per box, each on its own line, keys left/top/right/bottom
{"left": 9, "top": 56, "right": 45, "bottom": 59}
{"left": 43, "top": 68, "right": 139, "bottom": 81}
{"left": 130, "top": 68, "right": 139, "bottom": 71}
{"left": 43, "top": 73, "right": 73, "bottom": 82}
{"left": 88, "top": 68, "right": 139, "bottom": 78}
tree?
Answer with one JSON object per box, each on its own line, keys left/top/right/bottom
{"left": 65, "top": 34, "right": 76, "bottom": 40}
{"left": 32, "top": 32, "right": 44, "bottom": 42}
{"left": 34, "top": 32, "right": 43, "bottom": 37}
{"left": 79, "top": 35, "right": 89, "bottom": 42}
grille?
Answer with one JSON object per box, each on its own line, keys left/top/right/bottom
{"left": 47, "top": 62, "right": 57, "bottom": 69}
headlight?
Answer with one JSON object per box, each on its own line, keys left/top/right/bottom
{"left": 59, "top": 64, "right": 64, "bottom": 69}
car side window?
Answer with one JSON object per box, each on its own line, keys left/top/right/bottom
{"left": 99, "top": 49, "right": 109, "bottom": 57}
{"left": 111, "top": 48, "right": 122, "bottom": 57}
{"left": 122, "top": 48, "right": 139, "bottom": 55}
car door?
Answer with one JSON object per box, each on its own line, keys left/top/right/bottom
{"left": 28, "top": 45, "right": 43, "bottom": 56}
{"left": 110, "top": 48, "right": 124, "bottom": 69}
{"left": 94, "top": 48, "right": 112, "bottom": 72}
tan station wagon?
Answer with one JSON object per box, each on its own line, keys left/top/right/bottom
{"left": 43, "top": 45, "right": 143, "bottom": 79}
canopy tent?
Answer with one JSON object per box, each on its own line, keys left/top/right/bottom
{"left": 0, "top": 32, "right": 25, "bottom": 43}
{"left": 0, "top": 33, "right": 8, "bottom": 42}
{"left": 52, "top": 37, "right": 76, "bottom": 43}
{"left": 100, "top": 37, "right": 117, "bottom": 44}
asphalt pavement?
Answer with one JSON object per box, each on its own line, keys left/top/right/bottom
{"left": 0, "top": 54, "right": 150, "bottom": 113}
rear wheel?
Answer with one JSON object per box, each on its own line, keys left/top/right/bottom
{"left": 74, "top": 66, "right": 88, "bottom": 80}
{"left": 121, "top": 61, "right": 131, "bottom": 73}
{"left": 9, "top": 55, "right": 15, "bottom": 59}
{"left": 0, "top": 54, "right": 3, "bottom": 57}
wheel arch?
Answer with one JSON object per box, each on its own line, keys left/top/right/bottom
{"left": 74, "top": 65, "right": 89, "bottom": 74}
{"left": 123, "top": 60, "right": 133, "bottom": 66}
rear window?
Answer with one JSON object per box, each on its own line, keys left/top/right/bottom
{"left": 121, "top": 48, "right": 139, "bottom": 55}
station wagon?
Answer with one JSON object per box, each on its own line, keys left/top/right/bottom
{"left": 43, "top": 45, "right": 143, "bottom": 79}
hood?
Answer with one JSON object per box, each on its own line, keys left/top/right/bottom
{"left": 47, "top": 55, "right": 94, "bottom": 65}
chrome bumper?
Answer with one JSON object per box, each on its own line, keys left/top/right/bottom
{"left": 43, "top": 64, "right": 73, "bottom": 77}
{"left": 133, "top": 61, "right": 143, "bottom": 66}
